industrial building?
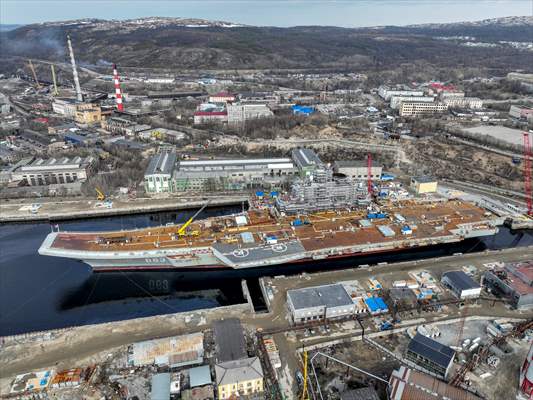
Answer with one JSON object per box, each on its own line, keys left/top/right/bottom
{"left": 127, "top": 332, "right": 204, "bottom": 368}
{"left": 388, "top": 366, "right": 481, "bottom": 400}
{"left": 340, "top": 387, "right": 380, "bottom": 400}
{"left": 52, "top": 98, "right": 78, "bottom": 118}
{"left": 102, "top": 116, "right": 135, "bottom": 134}
{"left": 144, "top": 152, "right": 177, "bottom": 194}
{"left": 483, "top": 261, "right": 533, "bottom": 309}
{"left": 411, "top": 176, "right": 438, "bottom": 194}
{"left": 405, "top": 333, "right": 455, "bottom": 379}
{"left": 442, "top": 97, "right": 483, "bottom": 109}
{"left": 226, "top": 103, "right": 273, "bottom": 125}
{"left": 193, "top": 110, "right": 228, "bottom": 125}
{"left": 215, "top": 357, "right": 264, "bottom": 400}
{"left": 173, "top": 158, "right": 296, "bottom": 193}
{"left": 287, "top": 284, "right": 355, "bottom": 324}
{"left": 292, "top": 148, "right": 324, "bottom": 177}
{"left": 74, "top": 103, "right": 102, "bottom": 124}
{"left": 333, "top": 160, "right": 382, "bottom": 180}
{"left": 10, "top": 156, "right": 94, "bottom": 186}
{"left": 399, "top": 101, "right": 448, "bottom": 117}
{"left": 378, "top": 87, "right": 425, "bottom": 100}
{"left": 213, "top": 318, "right": 248, "bottom": 363}
{"left": 441, "top": 270, "right": 481, "bottom": 299}
{"left": 390, "top": 96, "right": 434, "bottom": 109}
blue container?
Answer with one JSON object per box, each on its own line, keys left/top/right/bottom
{"left": 292, "top": 219, "right": 303, "bottom": 226}
{"left": 255, "top": 191, "right": 264, "bottom": 197}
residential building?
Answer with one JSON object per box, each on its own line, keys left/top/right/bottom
{"left": 333, "top": 160, "right": 382, "bottom": 180}
{"left": 193, "top": 110, "right": 228, "bottom": 125}
{"left": 442, "top": 270, "right": 481, "bottom": 299}
{"left": 378, "top": 87, "right": 424, "bottom": 101}
{"left": 411, "top": 176, "right": 438, "bottom": 194}
{"left": 287, "top": 284, "right": 355, "bottom": 324}
{"left": 144, "top": 152, "right": 177, "bottom": 194}
{"left": 215, "top": 357, "right": 264, "bottom": 400}
{"left": 509, "top": 105, "right": 533, "bottom": 120}
{"left": 74, "top": 103, "right": 102, "bottom": 124}
{"left": 208, "top": 92, "right": 236, "bottom": 103}
{"left": 442, "top": 97, "right": 483, "bottom": 109}
{"left": 388, "top": 366, "right": 481, "bottom": 400}
{"left": 52, "top": 98, "right": 78, "bottom": 118}
{"left": 399, "top": 102, "right": 448, "bottom": 117}
{"left": 11, "top": 156, "right": 94, "bottom": 186}
{"left": 405, "top": 333, "right": 455, "bottom": 379}
{"left": 226, "top": 103, "right": 273, "bottom": 125}
{"left": 213, "top": 319, "right": 248, "bottom": 363}
{"left": 390, "top": 96, "right": 434, "bottom": 109}
{"left": 483, "top": 261, "right": 533, "bottom": 309}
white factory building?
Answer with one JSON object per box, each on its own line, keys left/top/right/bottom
{"left": 287, "top": 284, "right": 355, "bottom": 324}
{"left": 11, "top": 156, "right": 95, "bottom": 186}
{"left": 399, "top": 102, "right": 448, "bottom": 117}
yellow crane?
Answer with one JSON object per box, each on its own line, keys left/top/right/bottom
{"left": 27, "top": 59, "right": 41, "bottom": 89}
{"left": 177, "top": 200, "right": 211, "bottom": 237}
{"left": 95, "top": 187, "right": 105, "bottom": 201}
{"left": 300, "top": 350, "right": 309, "bottom": 400}
{"left": 50, "top": 65, "right": 59, "bottom": 96}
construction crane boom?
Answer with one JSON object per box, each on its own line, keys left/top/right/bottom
{"left": 27, "top": 60, "right": 41, "bottom": 89}
{"left": 524, "top": 132, "right": 532, "bottom": 216}
{"left": 95, "top": 187, "right": 105, "bottom": 201}
{"left": 50, "top": 65, "right": 59, "bottom": 96}
{"left": 66, "top": 34, "right": 83, "bottom": 102}
{"left": 301, "top": 350, "right": 309, "bottom": 400}
{"left": 177, "top": 200, "right": 211, "bottom": 235}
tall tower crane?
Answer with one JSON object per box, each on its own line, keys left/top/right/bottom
{"left": 524, "top": 132, "right": 532, "bottom": 216}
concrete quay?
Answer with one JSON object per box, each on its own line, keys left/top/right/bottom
{"left": 0, "top": 195, "right": 248, "bottom": 223}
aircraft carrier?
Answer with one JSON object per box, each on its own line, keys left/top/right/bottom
{"left": 38, "top": 198, "right": 502, "bottom": 272}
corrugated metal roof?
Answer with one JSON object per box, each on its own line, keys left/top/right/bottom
{"left": 146, "top": 152, "right": 177, "bottom": 176}
{"left": 151, "top": 373, "right": 170, "bottom": 400}
{"left": 215, "top": 357, "right": 263, "bottom": 386}
{"left": 407, "top": 333, "right": 454, "bottom": 369}
{"left": 189, "top": 365, "right": 212, "bottom": 388}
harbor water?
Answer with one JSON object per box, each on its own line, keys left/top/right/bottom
{"left": 1, "top": 207, "right": 532, "bottom": 336}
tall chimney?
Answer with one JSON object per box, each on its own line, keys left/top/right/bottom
{"left": 112, "top": 64, "right": 124, "bottom": 112}
{"left": 66, "top": 34, "right": 83, "bottom": 102}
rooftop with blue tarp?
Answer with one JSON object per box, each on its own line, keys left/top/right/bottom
{"left": 292, "top": 105, "right": 315, "bottom": 116}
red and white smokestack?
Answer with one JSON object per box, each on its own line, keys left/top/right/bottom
{"left": 113, "top": 64, "right": 124, "bottom": 112}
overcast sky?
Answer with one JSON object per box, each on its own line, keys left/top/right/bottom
{"left": 1, "top": 0, "right": 532, "bottom": 26}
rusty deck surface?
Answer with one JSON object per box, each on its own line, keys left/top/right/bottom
{"left": 49, "top": 200, "right": 493, "bottom": 253}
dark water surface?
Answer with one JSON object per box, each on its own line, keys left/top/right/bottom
{"left": 1, "top": 207, "right": 532, "bottom": 335}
